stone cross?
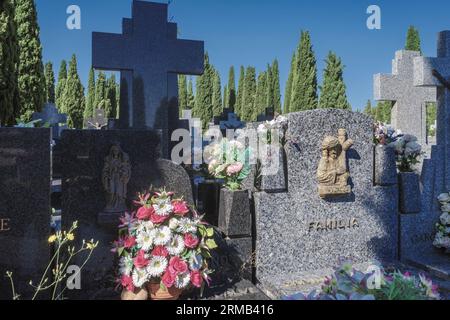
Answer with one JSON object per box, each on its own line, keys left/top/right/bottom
{"left": 32, "top": 103, "right": 68, "bottom": 139}
{"left": 219, "top": 112, "right": 246, "bottom": 131}
{"left": 92, "top": 1, "right": 204, "bottom": 130}
{"left": 374, "top": 50, "right": 436, "bottom": 146}
{"left": 84, "top": 109, "right": 107, "bottom": 130}
{"left": 414, "top": 31, "right": 450, "bottom": 191}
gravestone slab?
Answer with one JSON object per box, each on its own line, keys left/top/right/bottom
{"left": 254, "top": 109, "right": 399, "bottom": 298}
{"left": 60, "top": 130, "right": 194, "bottom": 299}
{"left": 374, "top": 50, "right": 436, "bottom": 146}
{"left": 0, "top": 128, "right": 51, "bottom": 299}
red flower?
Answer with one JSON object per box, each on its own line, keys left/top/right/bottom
{"left": 161, "top": 271, "right": 176, "bottom": 288}
{"left": 136, "top": 206, "right": 155, "bottom": 220}
{"left": 190, "top": 271, "right": 203, "bottom": 288}
{"left": 168, "top": 256, "right": 188, "bottom": 275}
{"left": 184, "top": 233, "right": 199, "bottom": 249}
{"left": 172, "top": 200, "right": 189, "bottom": 216}
{"left": 151, "top": 246, "right": 169, "bottom": 257}
{"left": 133, "top": 250, "right": 149, "bottom": 269}
{"left": 150, "top": 211, "right": 169, "bottom": 224}
{"left": 124, "top": 236, "right": 137, "bottom": 249}
{"left": 121, "top": 275, "right": 135, "bottom": 292}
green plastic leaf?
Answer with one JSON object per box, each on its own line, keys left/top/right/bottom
{"left": 206, "top": 239, "right": 218, "bottom": 249}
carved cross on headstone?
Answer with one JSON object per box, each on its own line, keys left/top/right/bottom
{"left": 219, "top": 112, "right": 246, "bottom": 131}
{"left": 414, "top": 30, "right": 450, "bottom": 191}
{"left": 32, "top": 103, "right": 68, "bottom": 139}
{"left": 84, "top": 109, "right": 108, "bottom": 130}
{"left": 92, "top": 1, "right": 204, "bottom": 130}
{"left": 374, "top": 50, "right": 436, "bottom": 146}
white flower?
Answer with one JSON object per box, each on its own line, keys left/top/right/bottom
{"left": 437, "top": 193, "right": 450, "bottom": 204}
{"left": 119, "top": 256, "right": 134, "bottom": 276}
{"left": 177, "top": 217, "right": 197, "bottom": 234}
{"left": 175, "top": 272, "right": 191, "bottom": 289}
{"left": 441, "top": 204, "right": 450, "bottom": 213}
{"left": 146, "top": 256, "right": 168, "bottom": 278}
{"left": 136, "top": 231, "right": 154, "bottom": 251}
{"left": 152, "top": 226, "right": 172, "bottom": 246}
{"left": 132, "top": 268, "right": 148, "bottom": 287}
{"left": 229, "top": 140, "right": 244, "bottom": 150}
{"left": 441, "top": 213, "right": 450, "bottom": 225}
{"left": 169, "top": 218, "right": 180, "bottom": 230}
{"left": 166, "top": 235, "right": 185, "bottom": 256}
{"left": 136, "top": 220, "right": 154, "bottom": 234}
{"left": 153, "top": 198, "right": 173, "bottom": 216}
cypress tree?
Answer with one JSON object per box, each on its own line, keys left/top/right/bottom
{"left": 271, "top": 59, "right": 282, "bottom": 114}
{"left": 223, "top": 84, "right": 228, "bottom": 109}
{"left": 84, "top": 68, "right": 96, "bottom": 120}
{"left": 0, "top": 0, "right": 19, "bottom": 126}
{"left": 44, "top": 62, "right": 55, "bottom": 104}
{"left": 193, "top": 53, "right": 214, "bottom": 130}
{"left": 363, "top": 100, "right": 373, "bottom": 117}
{"left": 116, "top": 83, "right": 120, "bottom": 118}
{"left": 212, "top": 70, "right": 222, "bottom": 117}
{"left": 187, "top": 77, "right": 195, "bottom": 109}
{"left": 241, "top": 66, "right": 256, "bottom": 122}
{"left": 178, "top": 74, "right": 188, "bottom": 113}
{"left": 319, "top": 52, "right": 351, "bottom": 110}
{"left": 94, "top": 71, "right": 107, "bottom": 110}
{"left": 290, "top": 31, "right": 318, "bottom": 112}
{"left": 265, "top": 63, "right": 274, "bottom": 110}
{"left": 106, "top": 74, "right": 117, "bottom": 118}
{"left": 62, "top": 55, "right": 85, "bottom": 128}
{"left": 405, "top": 26, "right": 422, "bottom": 53}
{"left": 284, "top": 53, "right": 296, "bottom": 114}
{"left": 255, "top": 71, "right": 267, "bottom": 120}
{"left": 235, "top": 66, "right": 245, "bottom": 118}
{"left": 15, "top": 0, "right": 46, "bottom": 121}
{"left": 55, "top": 60, "right": 67, "bottom": 110}
{"left": 228, "top": 66, "right": 236, "bottom": 111}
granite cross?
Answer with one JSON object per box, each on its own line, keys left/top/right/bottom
{"left": 92, "top": 1, "right": 204, "bottom": 130}
{"left": 374, "top": 50, "right": 436, "bottom": 146}
{"left": 84, "top": 109, "right": 108, "bottom": 130}
{"left": 414, "top": 31, "right": 450, "bottom": 191}
{"left": 32, "top": 103, "right": 68, "bottom": 139}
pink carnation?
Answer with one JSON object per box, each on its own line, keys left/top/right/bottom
{"left": 161, "top": 271, "right": 176, "bottom": 288}
{"left": 190, "top": 271, "right": 203, "bottom": 288}
{"left": 124, "top": 236, "right": 137, "bottom": 249}
{"left": 184, "top": 233, "right": 199, "bottom": 249}
{"left": 133, "top": 250, "right": 149, "bottom": 269}
{"left": 121, "top": 275, "right": 135, "bottom": 292}
{"left": 172, "top": 200, "right": 190, "bottom": 216}
{"left": 150, "top": 211, "right": 169, "bottom": 224}
{"left": 136, "top": 206, "right": 155, "bottom": 221}
{"left": 226, "top": 162, "right": 243, "bottom": 176}
{"left": 151, "top": 246, "right": 169, "bottom": 257}
{"left": 168, "top": 256, "right": 188, "bottom": 275}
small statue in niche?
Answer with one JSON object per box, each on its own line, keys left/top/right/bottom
{"left": 317, "top": 129, "right": 354, "bottom": 198}
{"left": 102, "top": 143, "right": 131, "bottom": 213}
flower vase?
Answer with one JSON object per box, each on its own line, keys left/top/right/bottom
{"left": 121, "top": 288, "right": 149, "bottom": 300}
{"left": 398, "top": 172, "right": 421, "bottom": 214}
{"left": 218, "top": 189, "right": 251, "bottom": 237}
{"left": 374, "top": 145, "right": 397, "bottom": 186}
{"left": 259, "top": 145, "right": 287, "bottom": 192}
{"left": 148, "top": 282, "right": 183, "bottom": 301}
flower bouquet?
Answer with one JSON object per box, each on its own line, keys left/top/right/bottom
{"left": 388, "top": 134, "right": 423, "bottom": 172}
{"left": 373, "top": 122, "right": 401, "bottom": 146}
{"left": 257, "top": 115, "right": 288, "bottom": 145}
{"left": 113, "top": 190, "right": 217, "bottom": 300}
{"left": 434, "top": 192, "right": 450, "bottom": 251}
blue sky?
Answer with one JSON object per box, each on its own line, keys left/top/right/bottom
{"left": 35, "top": 0, "right": 450, "bottom": 110}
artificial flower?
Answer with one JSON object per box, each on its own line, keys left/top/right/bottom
{"left": 136, "top": 231, "right": 154, "bottom": 251}
{"left": 132, "top": 268, "right": 148, "bottom": 288}
{"left": 146, "top": 256, "right": 168, "bottom": 278}
{"left": 162, "top": 271, "right": 177, "bottom": 288}
{"left": 190, "top": 271, "right": 203, "bottom": 288}
{"left": 175, "top": 272, "right": 191, "bottom": 289}
{"left": 152, "top": 226, "right": 172, "bottom": 246}
{"left": 177, "top": 217, "right": 197, "bottom": 234}
{"left": 169, "top": 256, "right": 188, "bottom": 275}
{"left": 184, "top": 233, "right": 199, "bottom": 249}
{"left": 166, "top": 235, "right": 185, "bottom": 256}
{"left": 121, "top": 275, "right": 135, "bottom": 292}
{"left": 172, "top": 200, "right": 190, "bottom": 216}
{"left": 137, "top": 206, "right": 155, "bottom": 220}
{"left": 151, "top": 245, "right": 169, "bottom": 257}
{"left": 133, "top": 250, "right": 149, "bottom": 269}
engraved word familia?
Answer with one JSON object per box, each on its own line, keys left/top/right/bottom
{"left": 308, "top": 218, "right": 359, "bottom": 233}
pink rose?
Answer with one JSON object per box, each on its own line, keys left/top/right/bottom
{"left": 133, "top": 250, "right": 149, "bottom": 269}
{"left": 136, "top": 206, "right": 155, "bottom": 220}
{"left": 151, "top": 246, "right": 169, "bottom": 257}
{"left": 190, "top": 271, "right": 203, "bottom": 288}
{"left": 124, "top": 236, "right": 136, "bottom": 249}
{"left": 172, "top": 200, "right": 190, "bottom": 216}
{"left": 161, "top": 271, "right": 176, "bottom": 288}
{"left": 168, "top": 256, "right": 188, "bottom": 275}
{"left": 150, "top": 211, "right": 169, "bottom": 224}
{"left": 121, "top": 275, "right": 135, "bottom": 292}
{"left": 226, "top": 162, "right": 243, "bottom": 176}
{"left": 184, "top": 233, "right": 199, "bottom": 249}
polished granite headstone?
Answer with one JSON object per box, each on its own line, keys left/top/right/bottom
{"left": 0, "top": 128, "right": 51, "bottom": 299}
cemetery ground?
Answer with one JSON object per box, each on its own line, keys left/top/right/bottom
{"left": 0, "top": 0, "right": 449, "bottom": 303}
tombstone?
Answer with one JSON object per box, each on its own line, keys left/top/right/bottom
{"left": 60, "top": 129, "right": 194, "bottom": 299}
{"left": 254, "top": 109, "right": 399, "bottom": 298}
{"left": 219, "top": 112, "right": 246, "bottom": 131}
{"left": 374, "top": 50, "right": 436, "bottom": 147}
{"left": 92, "top": 0, "right": 204, "bottom": 156}
{"left": 397, "top": 31, "right": 450, "bottom": 272}
{"left": 32, "top": 103, "right": 68, "bottom": 139}
{"left": 0, "top": 128, "right": 51, "bottom": 299}
{"left": 256, "top": 107, "right": 275, "bottom": 122}
{"left": 83, "top": 109, "right": 108, "bottom": 130}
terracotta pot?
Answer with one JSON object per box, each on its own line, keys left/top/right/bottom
{"left": 121, "top": 288, "right": 149, "bottom": 300}
{"left": 147, "top": 282, "right": 183, "bottom": 300}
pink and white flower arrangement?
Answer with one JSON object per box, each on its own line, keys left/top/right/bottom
{"left": 434, "top": 192, "right": 450, "bottom": 251}
{"left": 113, "top": 190, "right": 217, "bottom": 293}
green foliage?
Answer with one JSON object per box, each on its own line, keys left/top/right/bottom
{"left": 106, "top": 74, "right": 118, "bottom": 118}
{"left": 193, "top": 53, "right": 214, "bottom": 130}
{"left": 55, "top": 60, "right": 67, "bottom": 110}
{"left": 15, "top": 0, "right": 46, "bottom": 122}
{"left": 235, "top": 66, "right": 245, "bottom": 118}
{"left": 426, "top": 102, "right": 437, "bottom": 137}
{"left": 187, "top": 77, "right": 195, "bottom": 109}
{"left": 270, "top": 59, "right": 282, "bottom": 114}
{"left": 405, "top": 26, "right": 422, "bottom": 53}
{"left": 283, "top": 53, "right": 296, "bottom": 114}
{"left": 44, "top": 62, "right": 55, "bottom": 103}
{"left": 223, "top": 84, "right": 228, "bottom": 109}
{"left": 94, "top": 71, "right": 107, "bottom": 110}
{"left": 290, "top": 31, "right": 318, "bottom": 112}
{"left": 84, "top": 67, "right": 95, "bottom": 120}
{"left": 0, "top": 0, "right": 19, "bottom": 126}
{"left": 241, "top": 66, "right": 256, "bottom": 122}
{"left": 212, "top": 70, "right": 222, "bottom": 117}
{"left": 319, "top": 52, "right": 351, "bottom": 109}
{"left": 227, "top": 66, "right": 236, "bottom": 111}
{"left": 61, "top": 55, "right": 85, "bottom": 128}
{"left": 178, "top": 74, "right": 188, "bottom": 114}
{"left": 254, "top": 71, "right": 268, "bottom": 120}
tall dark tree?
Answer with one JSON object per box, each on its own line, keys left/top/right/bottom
{"left": 187, "top": 77, "right": 195, "bottom": 109}
{"left": 319, "top": 52, "right": 351, "bottom": 110}
{"left": 212, "top": 70, "right": 222, "bottom": 117}
{"left": 227, "top": 66, "right": 236, "bottom": 111}
{"left": 255, "top": 71, "right": 268, "bottom": 120}
{"left": 0, "top": 0, "right": 19, "bottom": 126}
{"left": 290, "top": 31, "right": 318, "bottom": 112}
{"left": 284, "top": 53, "right": 296, "bottom": 114}
{"left": 363, "top": 100, "right": 373, "bottom": 117}
{"left": 94, "top": 71, "right": 107, "bottom": 110}
{"left": 55, "top": 60, "right": 67, "bottom": 110}
{"left": 106, "top": 74, "right": 118, "bottom": 118}
{"left": 265, "top": 63, "right": 274, "bottom": 110}
{"left": 223, "top": 84, "right": 228, "bottom": 109}
{"left": 405, "top": 26, "right": 422, "bottom": 53}
{"left": 271, "top": 59, "right": 282, "bottom": 114}
{"left": 15, "top": 0, "right": 46, "bottom": 121}
{"left": 62, "top": 55, "right": 85, "bottom": 128}
{"left": 84, "top": 67, "right": 96, "bottom": 120}
{"left": 235, "top": 66, "right": 245, "bottom": 118}
{"left": 193, "top": 53, "right": 214, "bottom": 130}
{"left": 178, "top": 74, "right": 188, "bottom": 113}
{"left": 241, "top": 66, "right": 256, "bottom": 122}
{"left": 44, "top": 62, "right": 55, "bottom": 103}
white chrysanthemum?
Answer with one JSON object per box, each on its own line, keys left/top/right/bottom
{"left": 146, "top": 256, "right": 168, "bottom": 278}
{"left": 441, "top": 213, "right": 450, "bottom": 225}
{"left": 119, "top": 256, "right": 134, "bottom": 276}
{"left": 136, "top": 231, "right": 154, "bottom": 251}
{"left": 153, "top": 198, "right": 173, "bottom": 216}
{"left": 175, "top": 272, "right": 191, "bottom": 289}
{"left": 152, "top": 226, "right": 172, "bottom": 246}
{"left": 136, "top": 220, "right": 155, "bottom": 233}
{"left": 132, "top": 268, "right": 148, "bottom": 287}
{"left": 169, "top": 218, "right": 180, "bottom": 230}
{"left": 177, "top": 217, "right": 197, "bottom": 234}
{"left": 166, "top": 235, "right": 185, "bottom": 256}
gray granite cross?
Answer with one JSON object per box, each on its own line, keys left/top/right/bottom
{"left": 374, "top": 50, "right": 436, "bottom": 146}
{"left": 92, "top": 1, "right": 204, "bottom": 130}
{"left": 32, "top": 103, "right": 68, "bottom": 138}
{"left": 414, "top": 31, "right": 450, "bottom": 191}
{"left": 84, "top": 109, "right": 108, "bottom": 130}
